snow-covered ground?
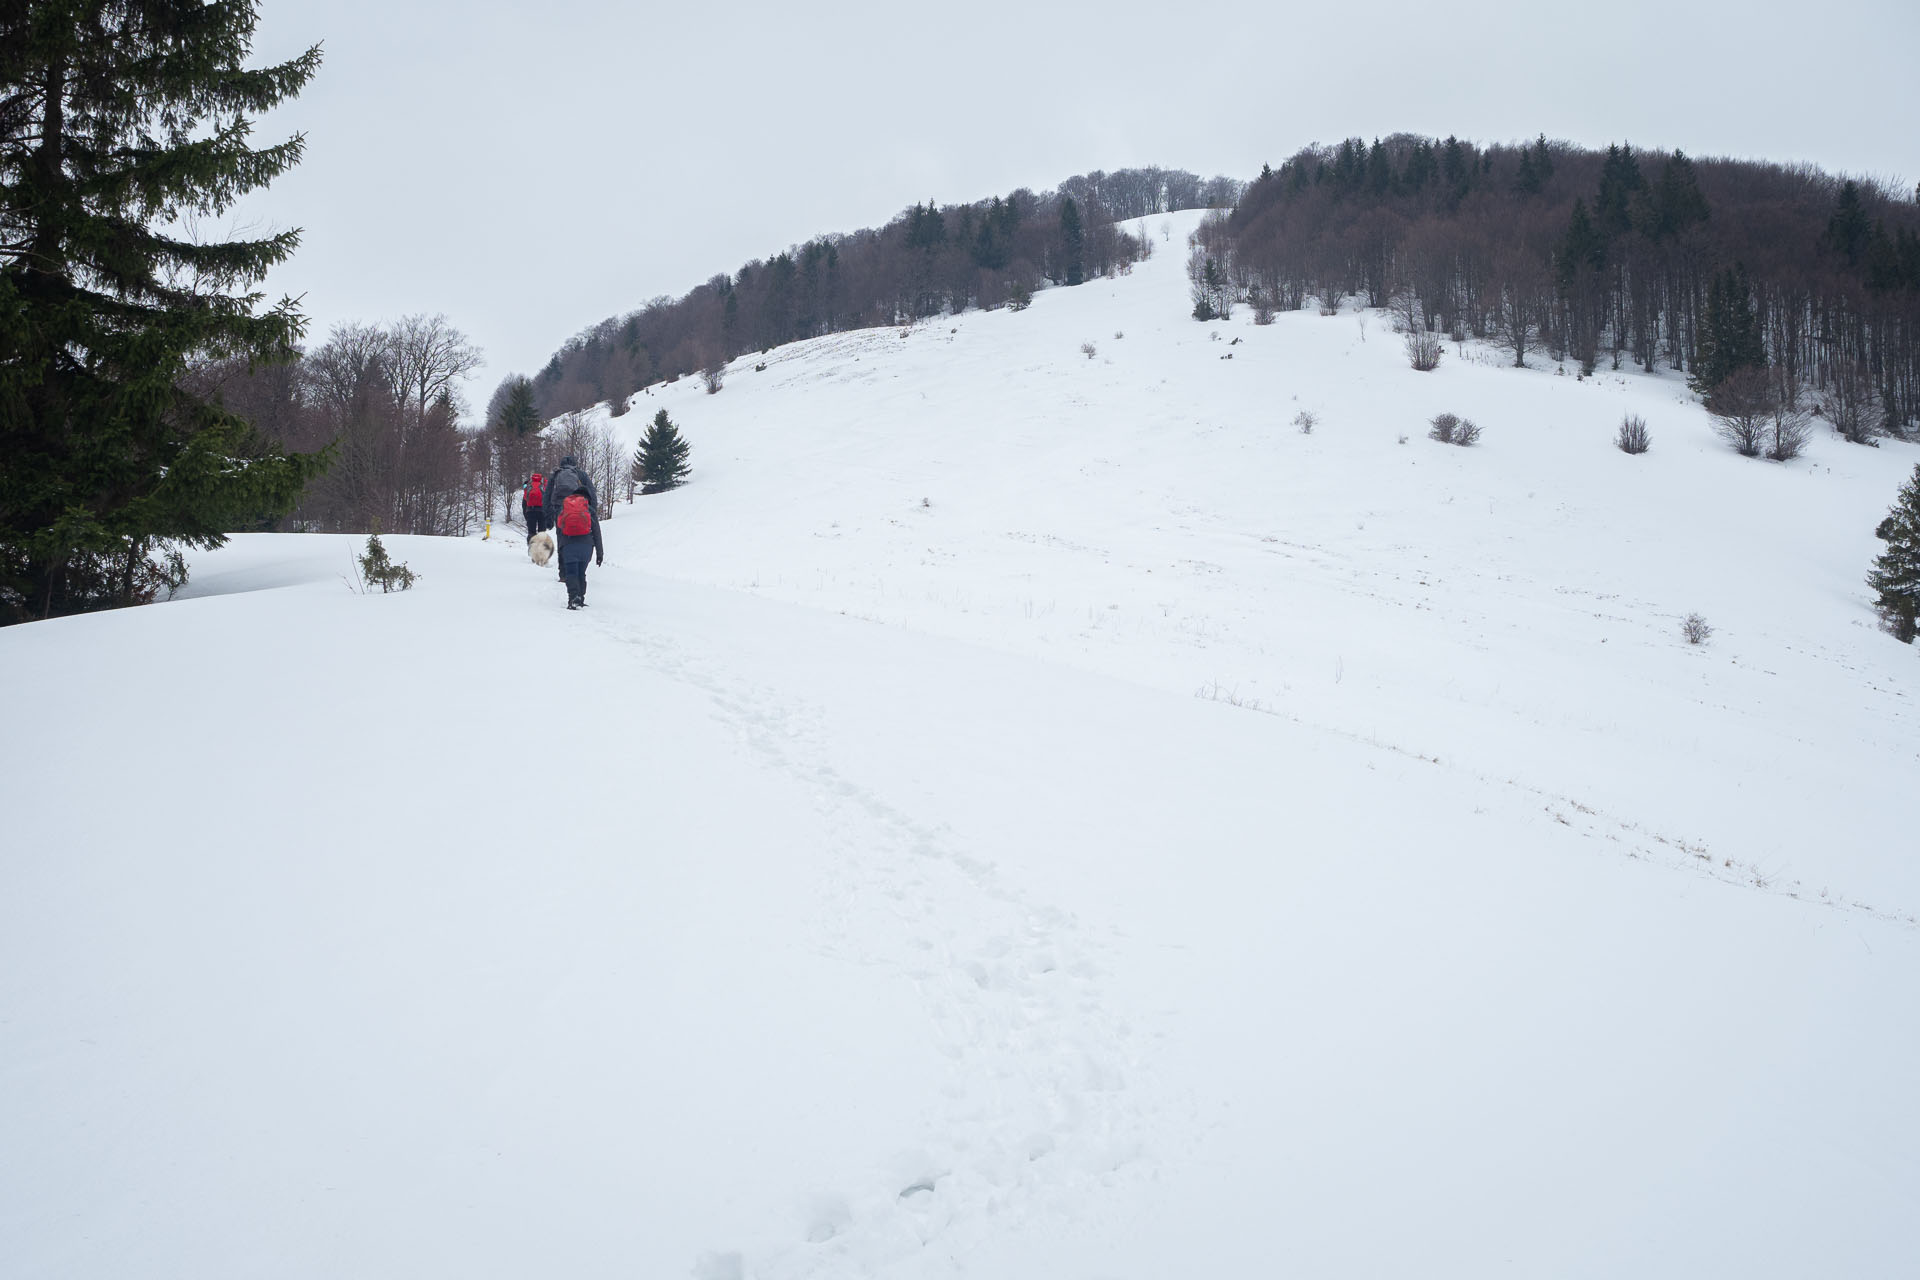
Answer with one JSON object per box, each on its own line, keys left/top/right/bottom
{"left": 5, "top": 212, "right": 1917, "bottom": 1279}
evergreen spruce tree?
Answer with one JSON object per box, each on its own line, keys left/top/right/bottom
{"left": 1868, "top": 464, "right": 1920, "bottom": 642}
{"left": 1693, "top": 264, "right": 1766, "bottom": 392}
{"left": 1595, "top": 143, "right": 1644, "bottom": 237}
{"left": 1365, "top": 138, "right": 1393, "bottom": 197}
{"left": 1533, "top": 134, "right": 1555, "bottom": 181}
{"left": 495, "top": 377, "right": 539, "bottom": 437}
{"left": 1826, "top": 180, "right": 1871, "bottom": 267}
{"left": 633, "top": 409, "right": 691, "bottom": 494}
{"left": 1557, "top": 199, "right": 1607, "bottom": 284}
{"left": 1059, "top": 197, "right": 1084, "bottom": 287}
{"left": 1, "top": 2, "right": 327, "bottom": 622}
{"left": 1513, "top": 149, "right": 1541, "bottom": 196}
{"left": 1638, "top": 151, "right": 1710, "bottom": 242}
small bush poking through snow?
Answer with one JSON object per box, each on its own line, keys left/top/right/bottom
{"left": 1294, "top": 410, "right": 1317, "bottom": 434}
{"left": 1766, "top": 403, "right": 1813, "bottom": 462}
{"left": 1081, "top": 342, "right": 1097, "bottom": 360}
{"left": 1682, "top": 613, "right": 1714, "bottom": 644}
{"left": 1405, "top": 330, "right": 1444, "bottom": 372}
{"left": 1114, "top": 330, "right": 1124, "bottom": 340}
{"left": 356, "top": 524, "right": 416, "bottom": 593}
{"left": 1616, "top": 414, "right": 1651, "bottom": 454}
{"left": 1429, "top": 413, "right": 1481, "bottom": 445}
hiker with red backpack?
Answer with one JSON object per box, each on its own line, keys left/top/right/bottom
{"left": 544, "top": 455, "right": 603, "bottom": 608}
{"left": 521, "top": 471, "right": 548, "bottom": 539}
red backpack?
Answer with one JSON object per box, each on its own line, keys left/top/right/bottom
{"left": 557, "top": 492, "right": 592, "bottom": 537}
{"left": 524, "top": 473, "right": 544, "bottom": 506}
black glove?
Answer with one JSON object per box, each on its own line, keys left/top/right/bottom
{"left": 595, "top": 553, "right": 603, "bottom": 566}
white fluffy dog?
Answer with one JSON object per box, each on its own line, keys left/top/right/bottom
{"left": 528, "top": 529, "right": 556, "bottom": 567}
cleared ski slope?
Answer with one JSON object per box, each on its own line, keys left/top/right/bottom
{"left": 4, "top": 212, "right": 1917, "bottom": 1279}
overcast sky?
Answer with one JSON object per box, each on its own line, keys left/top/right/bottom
{"left": 234, "top": 0, "right": 1920, "bottom": 420}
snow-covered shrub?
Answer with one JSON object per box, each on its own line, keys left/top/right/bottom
{"left": 357, "top": 525, "right": 416, "bottom": 593}
{"left": 1293, "top": 410, "right": 1317, "bottom": 434}
{"left": 1682, "top": 613, "right": 1713, "bottom": 644}
{"left": 1616, "top": 414, "right": 1651, "bottom": 454}
{"left": 1766, "top": 404, "right": 1812, "bottom": 462}
{"left": 1825, "top": 359, "right": 1885, "bottom": 445}
{"left": 1707, "top": 368, "right": 1770, "bottom": 457}
{"left": 1429, "top": 413, "right": 1481, "bottom": 446}
{"left": 1405, "top": 330, "right": 1443, "bottom": 371}
{"left": 1081, "top": 342, "right": 1097, "bottom": 360}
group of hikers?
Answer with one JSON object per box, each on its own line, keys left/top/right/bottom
{"left": 520, "top": 455, "right": 603, "bottom": 610}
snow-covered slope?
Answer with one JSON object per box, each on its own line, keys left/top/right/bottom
{"left": 4, "top": 211, "right": 1917, "bottom": 1279}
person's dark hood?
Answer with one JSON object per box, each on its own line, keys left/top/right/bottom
{"left": 559, "top": 455, "right": 577, "bottom": 468}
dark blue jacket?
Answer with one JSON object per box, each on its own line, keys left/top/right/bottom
{"left": 556, "top": 501, "right": 603, "bottom": 564}
{"left": 543, "top": 464, "right": 597, "bottom": 522}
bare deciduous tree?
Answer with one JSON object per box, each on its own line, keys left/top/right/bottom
{"left": 1707, "top": 367, "right": 1773, "bottom": 457}
{"left": 1767, "top": 400, "right": 1813, "bottom": 461}
{"left": 1824, "top": 359, "right": 1884, "bottom": 445}
{"left": 386, "top": 313, "right": 483, "bottom": 422}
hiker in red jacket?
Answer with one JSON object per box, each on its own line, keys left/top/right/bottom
{"left": 521, "top": 471, "right": 548, "bottom": 539}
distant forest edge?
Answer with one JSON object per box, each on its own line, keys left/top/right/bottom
{"left": 516, "top": 140, "right": 1920, "bottom": 442}
{"left": 193, "top": 143, "right": 1920, "bottom": 542}
{"left": 1201, "top": 135, "right": 1919, "bottom": 435}
{"left": 512, "top": 167, "right": 1244, "bottom": 422}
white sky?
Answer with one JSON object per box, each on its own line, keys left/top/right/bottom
{"left": 235, "top": 0, "right": 1920, "bottom": 419}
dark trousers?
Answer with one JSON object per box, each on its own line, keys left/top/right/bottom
{"left": 523, "top": 505, "right": 547, "bottom": 539}
{"left": 560, "top": 542, "right": 592, "bottom": 602}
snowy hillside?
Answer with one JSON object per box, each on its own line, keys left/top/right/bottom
{"left": 4, "top": 211, "right": 1917, "bottom": 1280}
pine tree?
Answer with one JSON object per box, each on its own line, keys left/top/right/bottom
{"left": 1557, "top": 199, "right": 1607, "bottom": 285}
{"left": 633, "top": 409, "right": 691, "bottom": 494}
{"left": 1595, "top": 143, "right": 1644, "bottom": 237}
{"left": 1513, "top": 149, "right": 1542, "bottom": 196}
{"left": 1639, "top": 151, "right": 1710, "bottom": 241}
{"left": 1868, "top": 464, "right": 1920, "bottom": 642}
{"left": 1532, "top": 134, "right": 1555, "bottom": 181}
{"left": 1826, "top": 180, "right": 1871, "bottom": 267}
{"left": 1059, "top": 197, "right": 1084, "bottom": 287}
{"left": 1693, "top": 264, "right": 1766, "bottom": 392}
{"left": 1365, "top": 138, "right": 1393, "bottom": 197}
{"left": 495, "top": 378, "right": 540, "bottom": 437}
{"left": 1, "top": 3, "right": 327, "bottom": 622}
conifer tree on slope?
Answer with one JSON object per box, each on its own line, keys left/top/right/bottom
{"left": 1868, "top": 464, "right": 1920, "bottom": 643}
{"left": 1693, "top": 264, "right": 1766, "bottom": 394}
{"left": 495, "top": 377, "right": 540, "bottom": 438}
{"left": 633, "top": 409, "right": 691, "bottom": 494}
{"left": 1060, "top": 197, "right": 1084, "bottom": 287}
{"left": 0, "top": 2, "right": 327, "bottom": 622}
